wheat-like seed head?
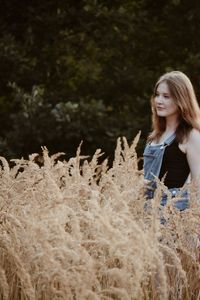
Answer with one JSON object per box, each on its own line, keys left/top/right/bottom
{"left": 0, "top": 135, "right": 199, "bottom": 299}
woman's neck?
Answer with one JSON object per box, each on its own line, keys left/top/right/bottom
{"left": 165, "top": 115, "right": 179, "bottom": 134}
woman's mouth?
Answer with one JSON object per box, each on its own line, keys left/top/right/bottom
{"left": 156, "top": 106, "right": 165, "bottom": 111}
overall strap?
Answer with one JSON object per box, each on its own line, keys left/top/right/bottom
{"left": 143, "top": 133, "right": 177, "bottom": 181}
{"left": 163, "top": 133, "right": 176, "bottom": 146}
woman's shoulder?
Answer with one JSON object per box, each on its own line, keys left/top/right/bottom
{"left": 185, "top": 128, "right": 200, "bottom": 179}
{"left": 179, "top": 128, "right": 200, "bottom": 154}
{"left": 186, "top": 128, "right": 200, "bottom": 150}
{"left": 188, "top": 128, "right": 200, "bottom": 142}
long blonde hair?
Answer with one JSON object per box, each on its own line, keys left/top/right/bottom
{"left": 148, "top": 71, "right": 200, "bottom": 143}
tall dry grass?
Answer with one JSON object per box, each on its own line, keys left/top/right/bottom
{"left": 0, "top": 133, "right": 199, "bottom": 300}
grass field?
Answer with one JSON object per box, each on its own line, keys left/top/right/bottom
{"left": 0, "top": 134, "right": 199, "bottom": 299}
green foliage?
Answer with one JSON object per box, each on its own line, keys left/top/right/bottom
{"left": 0, "top": 0, "right": 200, "bottom": 159}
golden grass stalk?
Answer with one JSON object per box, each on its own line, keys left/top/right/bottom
{"left": 0, "top": 134, "right": 199, "bottom": 299}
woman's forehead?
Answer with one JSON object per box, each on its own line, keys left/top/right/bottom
{"left": 156, "top": 81, "right": 170, "bottom": 93}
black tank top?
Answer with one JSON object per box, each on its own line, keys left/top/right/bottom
{"left": 159, "top": 139, "right": 190, "bottom": 188}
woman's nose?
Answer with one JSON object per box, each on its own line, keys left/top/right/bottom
{"left": 155, "top": 95, "right": 163, "bottom": 103}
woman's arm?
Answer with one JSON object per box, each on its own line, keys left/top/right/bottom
{"left": 186, "top": 128, "right": 200, "bottom": 181}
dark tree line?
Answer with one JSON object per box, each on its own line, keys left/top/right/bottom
{"left": 0, "top": 0, "right": 200, "bottom": 160}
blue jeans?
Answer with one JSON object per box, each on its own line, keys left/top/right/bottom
{"left": 145, "top": 187, "right": 189, "bottom": 211}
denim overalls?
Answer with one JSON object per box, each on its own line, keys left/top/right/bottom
{"left": 143, "top": 133, "right": 189, "bottom": 211}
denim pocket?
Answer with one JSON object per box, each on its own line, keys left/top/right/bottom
{"left": 174, "top": 199, "right": 189, "bottom": 210}
{"left": 162, "top": 188, "right": 189, "bottom": 211}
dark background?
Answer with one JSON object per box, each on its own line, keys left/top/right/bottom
{"left": 0, "top": 0, "right": 200, "bottom": 161}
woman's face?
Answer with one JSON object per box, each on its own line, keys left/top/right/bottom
{"left": 154, "top": 81, "right": 179, "bottom": 119}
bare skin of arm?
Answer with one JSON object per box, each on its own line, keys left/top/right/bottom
{"left": 186, "top": 129, "right": 200, "bottom": 180}
{"left": 185, "top": 129, "right": 200, "bottom": 201}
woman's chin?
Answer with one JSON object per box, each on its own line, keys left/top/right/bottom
{"left": 156, "top": 112, "right": 167, "bottom": 117}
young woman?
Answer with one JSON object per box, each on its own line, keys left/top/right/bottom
{"left": 143, "top": 70, "right": 200, "bottom": 210}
